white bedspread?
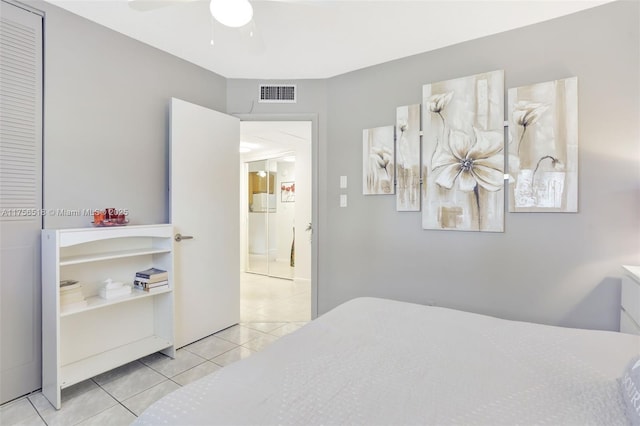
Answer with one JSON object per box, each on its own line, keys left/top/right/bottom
{"left": 134, "top": 297, "right": 640, "bottom": 425}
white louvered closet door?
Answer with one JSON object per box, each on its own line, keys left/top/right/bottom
{"left": 0, "top": 0, "right": 43, "bottom": 404}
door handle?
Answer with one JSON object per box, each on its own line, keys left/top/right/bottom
{"left": 175, "top": 233, "right": 194, "bottom": 242}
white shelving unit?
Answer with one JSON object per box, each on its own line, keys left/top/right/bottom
{"left": 42, "top": 224, "right": 175, "bottom": 409}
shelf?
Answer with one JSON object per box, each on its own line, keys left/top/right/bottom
{"left": 60, "top": 287, "right": 171, "bottom": 317}
{"left": 60, "top": 248, "right": 171, "bottom": 266}
{"left": 42, "top": 224, "right": 175, "bottom": 409}
{"left": 60, "top": 335, "right": 172, "bottom": 389}
{"left": 57, "top": 224, "right": 173, "bottom": 247}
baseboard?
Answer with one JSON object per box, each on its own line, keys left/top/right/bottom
{"left": 294, "top": 277, "right": 311, "bottom": 286}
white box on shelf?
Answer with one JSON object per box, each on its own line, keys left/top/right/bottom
{"left": 99, "top": 285, "right": 132, "bottom": 299}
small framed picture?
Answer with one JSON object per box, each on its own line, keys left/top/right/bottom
{"left": 281, "top": 181, "right": 295, "bottom": 203}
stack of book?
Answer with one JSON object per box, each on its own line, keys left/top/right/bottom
{"left": 133, "top": 267, "right": 169, "bottom": 293}
{"left": 60, "top": 280, "right": 87, "bottom": 312}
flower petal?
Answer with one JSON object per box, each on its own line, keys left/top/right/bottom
{"left": 434, "top": 163, "right": 461, "bottom": 190}
{"left": 524, "top": 103, "right": 549, "bottom": 126}
{"left": 448, "top": 129, "right": 472, "bottom": 161}
{"left": 431, "top": 149, "right": 457, "bottom": 171}
{"left": 471, "top": 162, "right": 504, "bottom": 192}
{"left": 474, "top": 153, "right": 504, "bottom": 172}
{"left": 427, "top": 95, "right": 440, "bottom": 112}
{"left": 457, "top": 171, "right": 477, "bottom": 192}
{"left": 443, "top": 91, "right": 454, "bottom": 107}
{"left": 428, "top": 92, "right": 454, "bottom": 113}
{"left": 371, "top": 154, "right": 385, "bottom": 168}
{"left": 514, "top": 102, "right": 549, "bottom": 127}
{"left": 468, "top": 128, "right": 503, "bottom": 160}
{"left": 513, "top": 109, "right": 527, "bottom": 126}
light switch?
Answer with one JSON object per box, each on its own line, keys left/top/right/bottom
{"left": 339, "top": 176, "right": 347, "bottom": 189}
{"left": 340, "top": 194, "right": 347, "bottom": 207}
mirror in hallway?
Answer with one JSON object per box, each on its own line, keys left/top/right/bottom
{"left": 246, "top": 156, "right": 295, "bottom": 280}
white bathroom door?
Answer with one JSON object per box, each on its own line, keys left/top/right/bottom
{"left": 170, "top": 98, "right": 240, "bottom": 348}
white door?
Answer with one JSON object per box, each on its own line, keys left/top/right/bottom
{"left": 170, "top": 98, "right": 240, "bottom": 348}
{"left": 0, "top": 1, "right": 43, "bottom": 404}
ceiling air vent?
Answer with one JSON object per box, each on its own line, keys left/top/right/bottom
{"left": 258, "top": 84, "right": 296, "bottom": 103}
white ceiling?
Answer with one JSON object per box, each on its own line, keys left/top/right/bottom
{"left": 42, "top": 0, "right": 611, "bottom": 157}
{"left": 44, "top": 0, "right": 612, "bottom": 80}
{"left": 240, "top": 121, "right": 311, "bottom": 159}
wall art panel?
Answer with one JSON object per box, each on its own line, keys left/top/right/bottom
{"left": 396, "top": 104, "right": 421, "bottom": 211}
{"left": 422, "top": 70, "right": 505, "bottom": 232}
{"left": 363, "top": 125, "right": 395, "bottom": 195}
{"left": 507, "top": 77, "right": 578, "bottom": 212}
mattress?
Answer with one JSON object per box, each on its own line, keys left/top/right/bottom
{"left": 134, "top": 297, "right": 640, "bottom": 425}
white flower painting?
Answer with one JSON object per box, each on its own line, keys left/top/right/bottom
{"left": 508, "top": 77, "right": 578, "bottom": 212}
{"left": 422, "top": 70, "right": 505, "bottom": 232}
{"left": 396, "top": 104, "right": 421, "bottom": 211}
{"left": 363, "top": 125, "right": 395, "bottom": 195}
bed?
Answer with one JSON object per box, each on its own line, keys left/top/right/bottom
{"left": 134, "top": 297, "right": 640, "bottom": 425}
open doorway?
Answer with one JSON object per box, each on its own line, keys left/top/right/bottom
{"left": 239, "top": 121, "right": 312, "bottom": 324}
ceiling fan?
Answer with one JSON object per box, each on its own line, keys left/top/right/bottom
{"left": 128, "top": 0, "right": 272, "bottom": 56}
{"left": 128, "top": 0, "right": 295, "bottom": 28}
{"left": 128, "top": 0, "right": 307, "bottom": 53}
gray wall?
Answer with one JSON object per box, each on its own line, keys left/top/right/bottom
{"left": 227, "top": 2, "right": 639, "bottom": 331}
{"left": 322, "top": 0, "right": 639, "bottom": 330}
{"left": 40, "top": 1, "right": 227, "bottom": 229}
{"left": 38, "top": 1, "right": 639, "bottom": 331}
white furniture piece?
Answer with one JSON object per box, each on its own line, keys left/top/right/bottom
{"left": 42, "top": 224, "right": 175, "bottom": 409}
{"left": 621, "top": 265, "right": 640, "bottom": 335}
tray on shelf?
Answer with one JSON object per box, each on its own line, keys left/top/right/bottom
{"left": 91, "top": 220, "right": 129, "bottom": 227}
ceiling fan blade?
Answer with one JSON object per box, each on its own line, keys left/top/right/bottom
{"left": 128, "top": 0, "right": 195, "bottom": 12}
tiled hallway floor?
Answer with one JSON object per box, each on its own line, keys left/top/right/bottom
{"left": 241, "top": 272, "right": 311, "bottom": 323}
{"left": 1, "top": 273, "right": 311, "bottom": 426}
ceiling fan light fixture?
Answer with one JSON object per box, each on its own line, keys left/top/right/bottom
{"left": 209, "top": 0, "right": 253, "bottom": 28}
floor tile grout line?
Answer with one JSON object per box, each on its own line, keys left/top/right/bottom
{"left": 30, "top": 341, "right": 253, "bottom": 424}
{"left": 26, "top": 394, "right": 48, "bottom": 426}
{"left": 183, "top": 340, "right": 239, "bottom": 360}
{"left": 53, "top": 392, "right": 118, "bottom": 425}
{"left": 120, "top": 401, "right": 138, "bottom": 420}
{"left": 91, "top": 374, "right": 174, "bottom": 420}
{"left": 139, "top": 354, "right": 209, "bottom": 381}
{"left": 3, "top": 276, "right": 309, "bottom": 423}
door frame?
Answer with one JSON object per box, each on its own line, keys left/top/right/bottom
{"left": 235, "top": 113, "right": 319, "bottom": 319}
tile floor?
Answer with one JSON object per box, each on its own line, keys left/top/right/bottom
{"left": 241, "top": 272, "right": 311, "bottom": 323}
{"left": 246, "top": 256, "right": 294, "bottom": 280}
{"left": 1, "top": 273, "right": 311, "bottom": 426}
